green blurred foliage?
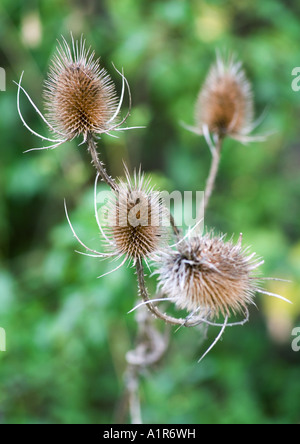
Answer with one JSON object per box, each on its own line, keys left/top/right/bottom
{"left": 0, "top": 0, "right": 299, "bottom": 424}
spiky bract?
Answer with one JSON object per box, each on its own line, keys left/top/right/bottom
{"left": 44, "top": 36, "right": 119, "bottom": 141}
{"left": 196, "top": 55, "right": 254, "bottom": 140}
{"left": 156, "top": 233, "right": 263, "bottom": 318}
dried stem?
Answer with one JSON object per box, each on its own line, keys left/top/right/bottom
{"left": 125, "top": 364, "right": 143, "bottom": 424}
{"left": 136, "top": 257, "right": 202, "bottom": 327}
{"left": 136, "top": 257, "right": 180, "bottom": 325}
{"left": 203, "top": 137, "right": 223, "bottom": 212}
{"left": 121, "top": 299, "right": 170, "bottom": 424}
{"left": 86, "top": 133, "right": 117, "bottom": 191}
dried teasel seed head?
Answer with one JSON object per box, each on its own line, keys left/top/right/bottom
{"left": 196, "top": 54, "right": 254, "bottom": 140}
{"left": 102, "top": 166, "right": 170, "bottom": 264}
{"left": 44, "top": 35, "right": 119, "bottom": 141}
{"left": 156, "top": 233, "right": 264, "bottom": 318}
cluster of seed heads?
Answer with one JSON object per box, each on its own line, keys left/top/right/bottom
{"left": 17, "top": 35, "right": 290, "bottom": 361}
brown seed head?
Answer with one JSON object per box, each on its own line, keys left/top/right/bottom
{"left": 196, "top": 55, "right": 254, "bottom": 138}
{"left": 44, "top": 36, "right": 118, "bottom": 140}
{"left": 103, "top": 166, "right": 170, "bottom": 263}
{"left": 156, "top": 233, "right": 263, "bottom": 318}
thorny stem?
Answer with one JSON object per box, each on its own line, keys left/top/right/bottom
{"left": 86, "top": 133, "right": 117, "bottom": 192}
{"left": 203, "top": 137, "right": 223, "bottom": 212}
{"left": 136, "top": 257, "right": 203, "bottom": 327}
{"left": 86, "top": 128, "right": 225, "bottom": 422}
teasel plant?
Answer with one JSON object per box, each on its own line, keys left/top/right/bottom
{"left": 17, "top": 36, "right": 291, "bottom": 424}
{"left": 182, "top": 53, "right": 269, "bottom": 211}
{"left": 15, "top": 34, "right": 143, "bottom": 191}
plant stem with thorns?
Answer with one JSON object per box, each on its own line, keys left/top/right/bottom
{"left": 87, "top": 133, "right": 117, "bottom": 191}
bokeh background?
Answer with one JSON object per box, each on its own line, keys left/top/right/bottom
{"left": 0, "top": 0, "right": 300, "bottom": 424}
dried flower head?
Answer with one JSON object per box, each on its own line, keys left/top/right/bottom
{"left": 44, "top": 36, "right": 119, "bottom": 141}
{"left": 16, "top": 35, "right": 138, "bottom": 153}
{"left": 156, "top": 233, "right": 266, "bottom": 318}
{"left": 103, "top": 166, "right": 170, "bottom": 265}
{"left": 146, "top": 232, "right": 290, "bottom": 363}
{"left": 65, "top": 165, "right": 170, "bottom": 278}
{"left": 184, "top": 54, "right": 265, "bottom": 145}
